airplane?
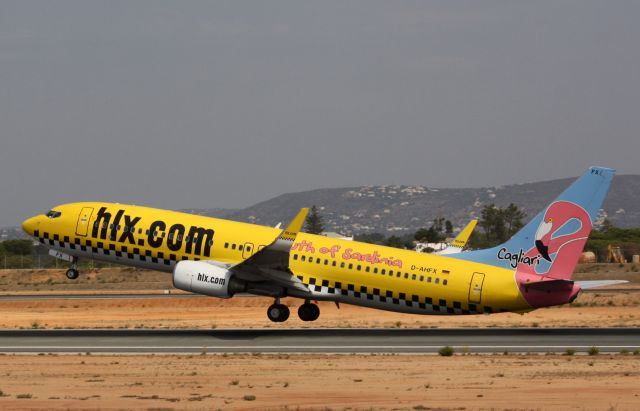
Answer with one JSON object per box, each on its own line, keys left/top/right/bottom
{"left": 434, "top": 219, "right": 478, "bottom": 255}
{"left": 21, "top": 166, "right": 625, "bottom": 322}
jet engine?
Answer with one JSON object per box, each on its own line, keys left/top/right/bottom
{"left": 172, "top": 261, "right": 246, "bottom": 298}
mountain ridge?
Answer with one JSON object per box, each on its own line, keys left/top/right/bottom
{"left": 3, "top": 174, "right": 639, "bottom": 240}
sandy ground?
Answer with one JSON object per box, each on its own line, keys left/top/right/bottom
{"left": 0, "top": 265, "right": 639, "bottom": 329}
{"left": 0, "top": 266, "right": 639, "bottom": 410}
{"left": 0, "top": 353, "right": 638, "bottom": 411}
{"left": 1, "top": 292, "right": 640, "bottom": 330}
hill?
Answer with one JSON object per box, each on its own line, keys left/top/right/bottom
{"left": 202, "top": 174, "right": 640, "bottom": 235}
{"left": 2, "top": 174, "right": 639, "bottom": 238}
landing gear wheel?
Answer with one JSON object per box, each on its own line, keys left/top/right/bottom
{"left": 298, "top": 303, "right": 320, "bottom": 321}
{"left": 267, "top": 304, "right": 290, "bottom": 322}
{"left": 65, "top": 268, "right": 79, "bottom": 280}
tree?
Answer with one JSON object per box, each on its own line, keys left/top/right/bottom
{"left": 1, "top": 240, "right": 33, "bottom": 256}
{"left": 445, "top": 220, "right": 453, "bottom": 236}
{"left": 385, "top": 235, "right": 413, "bottom": 249}
{"left": 304, "top": 205, "right": 325, "bottom": 234}
{"left": 479, "top": 204, "right": 506, "bottom": 245}
{"left": 502, "top": 203, "right": 526, "bottom": 238}
{"left": 475, "top": 203, "right": 526, "bottom": 247}
{"left": 355, "top": 232, "right": 386, "bottom": 245}
{"left": 414, "top": 218, "right": 447, "bottom": 244}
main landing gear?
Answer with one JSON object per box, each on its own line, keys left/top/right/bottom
{"left": 266, "top": 299, "right": 320, "bottom": 323}
{"left": 298, "top": 300, "right": 320, "bottom": 322}
{"left": 65, "top": 259, "right": 79, "bottom": 280}
{"left": 267, "top": 299, "right": 290, "bottom": 322}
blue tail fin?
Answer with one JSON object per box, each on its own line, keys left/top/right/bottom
{"left": 452, "top": 167, "right": 615, "bottom": 280}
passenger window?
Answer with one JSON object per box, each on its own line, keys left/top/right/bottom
{"left": 381, "top": 269, "right": 386, "bottom": 275}
{"left": 389, "top": 270, "right": 393, "bottom": 276}
{"left": 435, "top": 278, "right": 440, "bottom": 284}
{"left": 428, "top": 277, "right": 432, "bottom": 283}
{"left": 373, "top": 268, "right": 378, "bottom": 274}
{"left": 324, "top": 260, "right": 328, "bottom": 265}
{"left": 443, "top": 279, "right": 448, "bottom": 285}
{"left": 293, "top": 254, "right": 298, "bottom": 260}
{"left": 138, "top": 229, "right": 143, "bottom": 234}
{"left": 301, "top": 255, "right": 306, "bottom": 262}
{"left": 231, "top": 244, "right": 236, "bottom": 250}
{"left": 420, "top": 275, "right": 424, "bottom": 281}
{"left": 332, "top": 261, "right": 337, "bottom": 267}
{"left": 316, "top": 258, "right": 321, "bottom": 264}
{"left": 340, "top": 262, "right": 345, "bottom": 268}
{"left": 224, "top": 242, "right": 229, "bottom": 248}
{"left": 239, "top": 245, "right": 243, "bottom": 251}
{"left": 357, "top": 265, "right": 361, "bottom": 271}
{"left": 348, "top": 264, "right": 353, "bottom": 269}
{"left": 365, "top": 267, "right": 370, "bottom": 273}
{"left": 411, "top": 274, "right": 416, "bottom": 280}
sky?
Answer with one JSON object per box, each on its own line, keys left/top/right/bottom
{"left": 1, "top": 1, "right": 639, "bottom": 227}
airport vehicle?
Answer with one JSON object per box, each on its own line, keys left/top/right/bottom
{"left": 21, "top": 167, "right": 623, "bottom": 322}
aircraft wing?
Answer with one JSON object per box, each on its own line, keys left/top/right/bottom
{"left": 227, "top": 208, "right": 311, "bottom": 293}
{"left": 436, "top": 219, "right": 477, "bottom": 255}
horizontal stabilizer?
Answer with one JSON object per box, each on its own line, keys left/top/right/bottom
{"left": 576, "top": 280, "right": 629, "bottom": 290}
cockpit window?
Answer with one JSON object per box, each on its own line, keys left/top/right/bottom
{"left": 46, "top": 210, "right": 62, "bottom": 219}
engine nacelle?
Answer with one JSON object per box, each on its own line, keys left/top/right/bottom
{"left": 172, "top": 261, "right": 245, "bottom": 298}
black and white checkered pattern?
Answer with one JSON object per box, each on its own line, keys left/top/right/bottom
{"left": 297, "top": 275, "right": 496, "bottom": 315}
{"left": 35, "top": 230, "right": 193, "bottom": 268}
{"left": 35, "top": 230, "right": 505, "bottom": 315}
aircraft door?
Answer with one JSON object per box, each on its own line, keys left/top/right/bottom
{"left": 468, "top": 272, "right": 485, "bottom": 305}
{"left": 75, "top": 207, "right": 94, "bottom": 237}
{"left": 242, "top": 242, "right": 255, "bottom": 259}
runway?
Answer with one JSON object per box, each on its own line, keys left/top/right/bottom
{"left": 0, "top": 288, "right": 637, "bottom": 301}
{"left": 0, "top": 328, "right": 638, "bottom": 354}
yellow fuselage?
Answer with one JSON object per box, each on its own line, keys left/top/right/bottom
{"left": 22, "top": 202, "right": 532, "bottom": 315}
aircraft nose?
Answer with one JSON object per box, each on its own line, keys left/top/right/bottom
{"left": 21, "top": 216, "right": 40, "bottom": 236}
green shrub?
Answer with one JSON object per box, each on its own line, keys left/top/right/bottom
{"left": 438, "top": 346, "right": 454, "bottom": 356}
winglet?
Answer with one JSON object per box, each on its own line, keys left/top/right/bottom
{"left": 436, "top": 219, "right": 477, "bottom": 255}
{"left": 450, "top": 219, "right": 478, "bottom": 249}
{"left": 278, "top": 208, "right": 309, "bottom": 242}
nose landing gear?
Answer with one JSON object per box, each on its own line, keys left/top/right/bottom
{"left": 65, "top": 259, "right": 79, "bottom": 280}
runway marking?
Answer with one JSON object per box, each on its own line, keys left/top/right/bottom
{"left": 0, "top": 345, "right": 638, "bottom": 350}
